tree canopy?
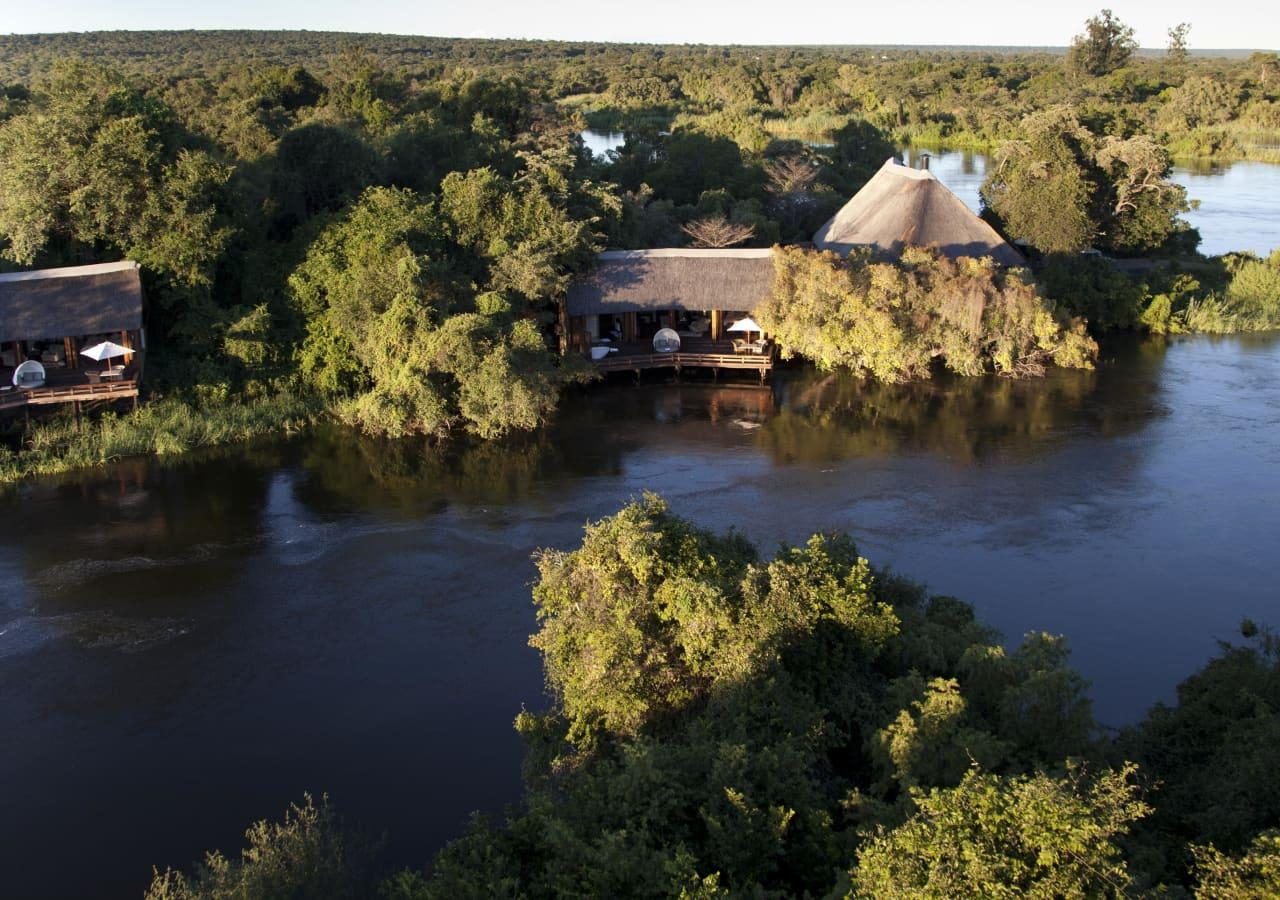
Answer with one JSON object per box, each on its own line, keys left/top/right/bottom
{"left": 759, "top": 245, "right": 1097, "bottom": 381}
{"left": 1067, "top": 10, "right": 1139, "bottom": 79}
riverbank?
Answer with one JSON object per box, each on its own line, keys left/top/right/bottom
{"left": 0, "top": 390, "right": 322, "bottom": 486}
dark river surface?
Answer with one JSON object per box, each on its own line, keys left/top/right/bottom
{"left": 3, "top": 333, "right": 1280, "bottom": 898}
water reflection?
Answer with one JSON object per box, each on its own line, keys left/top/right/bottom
{"left": 761, "top": 337, "right": 1167, "bottom": 466}
{"left": 580, "top": 129, "right": 626, "bottom": 160}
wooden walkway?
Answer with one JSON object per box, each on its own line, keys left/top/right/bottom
{"left": 0, "top": 379, "right": 139, "bottom": 413}
{"left": 589, "top": 340, "right": 774, "bottom": 381}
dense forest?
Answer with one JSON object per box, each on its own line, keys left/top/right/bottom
{"left": 2, "top": 23, "right": 1278, "bottom": 899}
{"left": 145, "top": 496, "right": 1280, "bottom": 898}
{"left": 1, "top": 19, "right": 1279, "bottom": 480}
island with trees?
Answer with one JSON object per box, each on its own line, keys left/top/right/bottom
{"left": 144, "top": 496, "right": 1280, "bottom": 898}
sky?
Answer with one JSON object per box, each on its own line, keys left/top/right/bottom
{"left": 5, "top": 1, "right": 1278, "bottom": 51}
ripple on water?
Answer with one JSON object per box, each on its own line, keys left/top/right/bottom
{"left": 0, "top": 612, "right": 191, "bottom": 659}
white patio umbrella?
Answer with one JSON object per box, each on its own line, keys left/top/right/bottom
{"left": 727, "top": 316, "right": 763, "bottom": 343}
{"left": 80, "top": 340, "right": 132, "bottom": 372}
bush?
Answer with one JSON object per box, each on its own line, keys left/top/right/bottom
{"left": 145, "top": 795, "right": 369, "bottom": 900}
{"left": 759, "top": 245, "right": 1097, "bottom": 381}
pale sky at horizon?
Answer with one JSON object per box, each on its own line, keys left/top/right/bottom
{"left": 4, "top": 1, "right": 1278, "bottom": 52}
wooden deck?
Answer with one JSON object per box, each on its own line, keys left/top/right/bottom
{"left": 0, "top": 366, "right": 140, "bottom": 414}
{"left": 589, "top": 339, "right": 774, "bottom": 380}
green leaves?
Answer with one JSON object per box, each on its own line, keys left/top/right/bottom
{"left": 760, "top": 245, "right": 1097, "bottom": 382}
{"left": 982, "top": 107, "right": 1192, "bottom": 256}
{"left": 850, "top": 765, "right": 1149, "bottom": 899}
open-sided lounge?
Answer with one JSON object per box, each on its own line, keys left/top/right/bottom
{"left": 563, "top": 248, "right": 776, "bottom": 379}
{"left": 0, "top": 261, "right": 145, "bottom": 415}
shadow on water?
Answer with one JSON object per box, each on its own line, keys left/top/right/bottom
{"left": 1, "top": 335, "right": 1171, "bottom": 652}
{"left": 760, "top": 335, "right": 1169, "bottom": 466}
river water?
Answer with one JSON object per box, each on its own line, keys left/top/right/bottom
{"left": 3, "top": 333, "right": 1280, "bottom": 897}
{"left": 583, "top": 131, "right": 1280, "bottom": 256}
{"left": 899, "top": 146, "right": 1280, "bottom": 257}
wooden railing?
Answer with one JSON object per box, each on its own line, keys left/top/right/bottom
{"left": 0, "top": 379, "right": 139, "bottom": 411}
{"left": 593, "top": 351, "right": 773, "bottom": 374}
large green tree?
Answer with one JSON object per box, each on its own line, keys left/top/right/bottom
{"left": 759, "top": 245, "right": 1097, "bottom": 381}
{"left": 1066, "top": 10, "right": 1139, "bottom": 78}
{"left": 0, "top": 62, "right": 231, "bottom": 283}
{"left": 408, "top": 496, "right": 1103, "bottom": 898}
{"left": 982, "top": 107, "right": 1193, "bottom": 255}
{"left": 292, "top": 184, "right": 594, "bottom": 439}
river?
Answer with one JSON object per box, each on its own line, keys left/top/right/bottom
{"left": 583, "top": 131, "right": 1280, "bottom": 257}
{"left": 3, "top": 333, "right": 1280, "bottom": 897}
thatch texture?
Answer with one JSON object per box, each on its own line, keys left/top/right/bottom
{"left": 813, "top": 160, "right": 1024, "bottom": 267}
{"left": 566, "top": 249, "right": 775, "bottom": 317}
{"left": 0, "top": 261, "right": 143, "bottom": 343}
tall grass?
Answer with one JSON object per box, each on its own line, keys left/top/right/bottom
{"left": 0, "top": 390, "right": 323, "bottom": 484}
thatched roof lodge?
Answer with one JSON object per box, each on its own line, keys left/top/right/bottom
{"left": 813, "top": 159, "right": 1024, "bottom": 267}
{"left": 566, "top": 248, "right": 775, "bottom": 318}
{"left": 563, "top": 249, "right": 776, "bottom": 378}
{"left": 0, "top": 261, "right": 145, "bottom": 414}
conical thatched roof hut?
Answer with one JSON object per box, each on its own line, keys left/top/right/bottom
{"left": 813, "top": 159, "right": 1024, "bottom": 267}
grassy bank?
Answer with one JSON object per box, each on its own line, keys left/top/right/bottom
{"left": 0, "top": 390, "right": 324, "bottom": 485}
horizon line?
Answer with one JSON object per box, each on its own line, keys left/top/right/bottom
{"left": 0, "top": 29, "right": 1272, "bottom": 54}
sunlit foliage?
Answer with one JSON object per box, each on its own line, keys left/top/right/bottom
{"left": 760, "top": 245, "right": 1097, "bottom": 381}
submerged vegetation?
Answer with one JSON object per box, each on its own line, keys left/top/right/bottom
{"left": 148, "top": 496, "right": 1280, "bottom": 898}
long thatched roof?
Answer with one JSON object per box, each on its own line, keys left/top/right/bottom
{"left": 0, "top": 261, "right": 143, "bottom": 343}
{"left": 813, "top": 159, "right": 1023, "bottom": 267}
{"left": 566, "top": 249, "right": 775, "bottom": 317}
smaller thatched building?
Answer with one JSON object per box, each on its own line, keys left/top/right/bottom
{"left": 813, "top": 159, "right": 1023, "bottom": 267}
{"left": 0, "top": 260, "right": 145, "bottom": 413}
{"left": 564, "top": 248, "right": 775, "bottom": 350}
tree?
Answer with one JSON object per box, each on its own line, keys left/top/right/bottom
{"left": 1193, "top": 831, "right": 1280, "bottom": 899}
{"left": 759, "top": 245, "right": 1097, "bottom": 381}
{"left": 680, "top": 214, "right": 756, "bottom": 248}
{"left": 1168, "top": 23, "right": 1191, "bottom": 60}
{"left": 0, "top": 62, "right": 231, "bottom": 281}
{"left": 402, "top": 496, "right": 1107, "bottom": 898}
{"left": 291, "top": 186, "right": 587, "bottom": 440}
{"left": 145, "top": 795, "right": 366, "bottom": 900}
{"left": 1066, "top": 10, "right": 1138, "bottom": 78}
{"left": 982, "top": 107, "right": 1096, "bottom": 253}
{"left": 850, "top": 765, "right": 1149, "bottom": 899}
{"left": 765, "top": 154, "right": 818, "bottom": 195}
{"left": 982, "top": 107, "right": 1191, "bottom": 255}
{"left": 1121, "top": 626, "right": 1280, "bottom": 883}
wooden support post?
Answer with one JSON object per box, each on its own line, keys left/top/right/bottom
{"left": 556, "top": 303, "right": 570, "bottom": 356}
{"left": 710, "top": 310, "right": 723, "bottom": 341}
{"left": 73, "top": 401, "right": 81, "bottom": 430}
